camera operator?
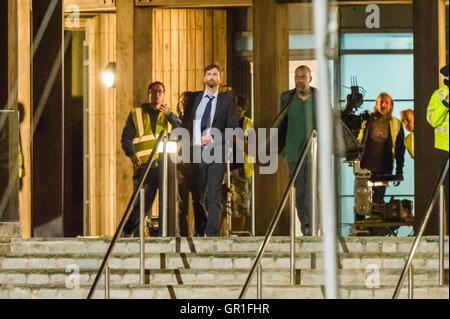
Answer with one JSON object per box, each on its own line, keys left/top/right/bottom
{"left": 356, "top": 92, "right": 405, "bottom": 220}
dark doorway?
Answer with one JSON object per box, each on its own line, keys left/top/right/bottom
{"left": 63, "top": 30, "right": 84, "bottom": 237}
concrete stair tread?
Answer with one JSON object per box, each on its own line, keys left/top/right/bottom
{"left": 1, "top": 237, "right": 448, "bottom": 299}
{"left": 3, "top": 282, "right": 447, "bottom": 289}
{"left": 13, "top": 235, "right": 449, "bottom": 242}
{"left": 0, "top": 267, "right": 446, "bottom": 275}
{"left": 0, "top": 251, "right": 449, "bottom": 259}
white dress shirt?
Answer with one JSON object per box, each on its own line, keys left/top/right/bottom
{"left": 193, "top": 89, "right": 219, "bottom": 146}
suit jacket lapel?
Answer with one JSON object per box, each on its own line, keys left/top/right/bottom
{"left": 192, "top": 91, "right": 203, "bottom": 118}
{"left": 211, "top": 93, "right": 222, "bottom": 128}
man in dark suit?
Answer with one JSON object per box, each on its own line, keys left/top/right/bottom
{"left": 184, "top": 64, "right": 238, "bottom": 237}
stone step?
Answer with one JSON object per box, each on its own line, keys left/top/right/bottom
{"left": 0, "top": 223, "right": 21, "bottom": 238}
{"left": 1, "top": 252, "right": 448, "bottom": 271}
{"left": 0, "top": 283, "right": 447, "bottom": 299}
{"left": 0, "top": 267, "right": 447, "bottom": 287}
{"left": 9, "top": 236, "right": 449, "bottom": 255}
{"left": 0, "top": 237, "right": 11, "bottom": 255}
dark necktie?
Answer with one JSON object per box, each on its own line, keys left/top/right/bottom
{"left": 201, "top": 95, "right": 215, "bottom": 134}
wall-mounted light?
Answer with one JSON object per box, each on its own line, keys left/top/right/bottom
{"left": 102, "top": 62, "right": 116, "bottom": 88}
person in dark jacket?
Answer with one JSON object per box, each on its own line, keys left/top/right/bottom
{"left": 273, "top": 65, "right": 318, "bottom": 236}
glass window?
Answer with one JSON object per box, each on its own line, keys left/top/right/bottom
{"left": 340, "top": 54, "right": 414, "bottom": 101}
{"left": 338, "top": 33, "right": 414, "bottom": 236}
{"left": 341, "top": 33, "right": 413, "bottom": 50}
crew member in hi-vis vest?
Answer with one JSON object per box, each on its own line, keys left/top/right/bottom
{"left": 426, "top": 65, "right": 449, "bottom": 229}
{"left": 357, "top": 92, "right": 405, "bottom": 221}
{"left": 121, "top": 81, "right": 181, "bottom": 237}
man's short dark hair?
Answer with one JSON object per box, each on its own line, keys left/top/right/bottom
{"left": 234, "top": 95, "right": 247, "bottom": 110}
{"left": 204, "top": 64, "right": 221, "bottom": 74}
{"left": 295, "top": 65, "right": 312, "bottom": 74}
{"left": 148, "top": 81, "right": 165, "bottom": 92}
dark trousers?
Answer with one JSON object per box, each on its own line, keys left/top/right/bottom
{"left": 123, "top": 165, "right": 161, "bottom": 236}
{"left": 197, "top": 162, "right": 226, "bottom": 237}
{"left": 177, "top": 163, "right": 207, "bottom": 236}
{"left": 288, "top": 161, "right": 313, "bottom": 235}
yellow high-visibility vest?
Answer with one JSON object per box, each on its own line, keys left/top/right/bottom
{"left": 18, "top": 142, "right": 24, "bottom": 178}
{"left": 358, "top": 115, "right": 402, "bottom": 156}
{"left": 426, "top": 86, "right": 449, "bottom": 152}
{"left": 242, "top": 116, "right": 255, "bottom": 178}
{"left": 404, "top": 132, "right": 414, "bottom": 159}
{"left": 131, "top": 107, "right": 168, "bottom": 164}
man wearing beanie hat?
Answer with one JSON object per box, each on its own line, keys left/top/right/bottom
{"left": 426, "top": 64, "right": 449, "bottom": 229}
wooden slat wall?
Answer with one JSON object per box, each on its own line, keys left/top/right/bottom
{"left": 152, "top": 9, "right": 227, "bottom": 111}
{"left": 18, "top": 0, "right": 31, "bottom": 237}
{"left": 88, "top": 14, "right": 117, "bottom": 236}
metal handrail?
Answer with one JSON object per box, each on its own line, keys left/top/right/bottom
{"left": 238, "top": 130, "right": 318, "bottom": 299}
{"left": 392, "top": 159, "right": 449, "bottom": 299}
{"left": 87, "top": 131, "right": 167, "bottom": 299}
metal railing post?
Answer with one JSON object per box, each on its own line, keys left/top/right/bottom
{"left": 439, "top": 185, "right": 445, "bottom": 286}
{"left": 87, "top": 132, "right": 165, "bottom": 299}
{"left": 239, "top": 131, "right": 316, "bottom": 299}
{"left": 392, "top": 159, "right": 448, "bottom": 299}
{"left": 139, "top": 187, "right": 145, "bottom": 285}
{"left": 311, "top": 133, "right": 318, "bottom": 236}
{"left": 290, "top": 186, "right": 296, "bottom": 285}
{"left": 408, "top": 265, "right": 414, "bottom": 299}
{"left": 105, "top": 264, "right": 110, "bottom": 299}
{"left": 257, "top": 264, "right": 262, "bottom": 299}
{"left": 251, "top": 174, "right": 255, "bottom": 236}
{"left": 161, "top": 133, "right": 168, "bottom": 237}
{"left": 227, "top": 161, "right": 232, "bottom": 236}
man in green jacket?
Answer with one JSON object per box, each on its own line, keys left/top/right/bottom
{"left": 277, "top": 65, "right": 318, "bottom": 236}
{"left": 426, "top": 65, "right": 449, "bottom": 228}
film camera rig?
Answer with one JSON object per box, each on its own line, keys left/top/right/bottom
{"left": 338, "top": 77, "right": 415, "bottom": 236}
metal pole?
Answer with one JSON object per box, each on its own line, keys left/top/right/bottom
{"left": 251, "top": 174, "right": 255, "bottom": 236}
{"left": 313, "top": 0, "right": 339, "bottom": 299}
{"left": 408, "top": 265, "right": 413, "bottom": 299}
{"left": 161, "top": 133, "right": 168, "bottom": 237}
{"left": 290, "top": 186, "right": 296, "bottom": 285}
{"left": 227, "top": 161, "right": 232, "bottom": 236}
{"left": 257, "top": 264, "right": 262, "bottom": 299}
{"left": 105, "top": 264, "right": 110, "bottom": 299}
{"left": 139, "top": 187, "right": 145, "bottom": 285}
{"left": 311, "top": 134, "right": 318, "bottom": 236}
{"left": 439, "top": 185, "right": 444, "bottom": 286}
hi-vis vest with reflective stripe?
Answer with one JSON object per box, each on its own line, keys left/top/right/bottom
{"left": 242, "top": 116, "right": 255, "bottom": 178}
{"left": 357, "top": 115, "right": 402, "bottom": 156}
{"left": 427, "top": 86, "right": 449, "bottom": 152}
{"left": 404, "top": 132, "right": 414, "bottom": 159}
{"left": 131, "top": 107, "right": 168, "bottom": 164}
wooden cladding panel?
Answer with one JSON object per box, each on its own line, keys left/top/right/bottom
{"left": 152, "top": 9, "right": 227, "bottom": 111}
{"left": 88, "top": 13, "right": 117, "bottom": 236}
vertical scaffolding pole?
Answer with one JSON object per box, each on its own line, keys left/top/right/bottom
{"left": 313, "top": 0, "right": 339, "bottom": 299}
